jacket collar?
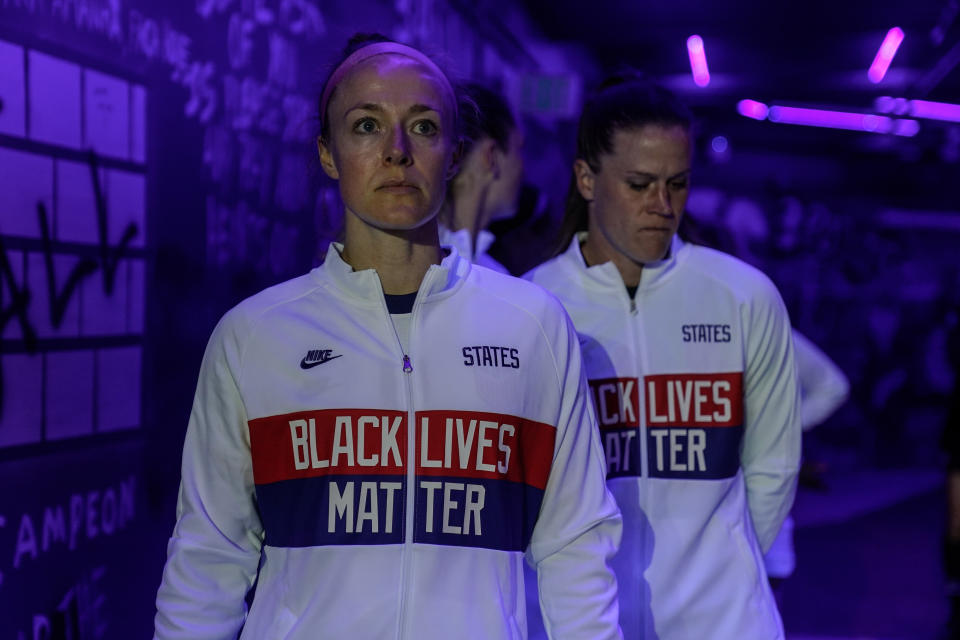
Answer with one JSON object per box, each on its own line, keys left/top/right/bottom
{"left": 313, "top": 242, "right": 471, "bottom": 306}
{"left": 562, "top": 232, "right": 685, "bottom": 293}
{"left": 438, "top": 225, "right": 496, "bottom": 262}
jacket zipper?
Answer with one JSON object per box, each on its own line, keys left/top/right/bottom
{"left": 628, "top": 283, "right": 655, "bottom": 636}
{"left": 379, "top": 274, "right": 430, "bottom": 640}
{"left": 626, "top": 287, "right": 647, "bottom": 480}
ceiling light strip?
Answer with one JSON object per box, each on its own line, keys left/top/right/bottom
{"left": 868, "top": 27, "right": 905, "bottom": 84}
{"left": 738, "top": 100, "right": 919, "bottom": 136}
{"left": 686, "top": 35, "right": 710, "bottom": 87}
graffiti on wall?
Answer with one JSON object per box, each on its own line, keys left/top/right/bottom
{"left": 23, "top": 566, "right": 109, "bottom": 640}
{"left": 0, "top": 153, "right": 139, "bottom": 422}
{"left": 190, "top": 0, "right": 324, "bottom": 276}
{"left": 7, "top": 477, "right": 135, "bottom": 576}
{"left": 2, "top": 0, "right": 323, "bottom": 279}
{"left": 0, "top": 453, "right": 144, "bottom": 638}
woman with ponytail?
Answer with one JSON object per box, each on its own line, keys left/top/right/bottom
{"left": 526, "top": 74, "right": 801, "bottom": 640}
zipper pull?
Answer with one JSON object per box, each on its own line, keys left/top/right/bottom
{"left": 402, "top": 354, "right": 413, "bottom": 373}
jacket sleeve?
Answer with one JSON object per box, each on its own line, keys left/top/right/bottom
{"left": 526, "top": 304, "right": 623, "bottom": 640}
{"left": 740, "top": 279, "right": 802, "bottom": 553}
{"left": 154, "top": 312, "right": 264, "bottom": 639}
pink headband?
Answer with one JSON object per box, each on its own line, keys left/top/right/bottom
{"left": 319, "top": 42, "right": 456, "bottom": 130}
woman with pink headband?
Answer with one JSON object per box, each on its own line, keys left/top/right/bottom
{"left": 154, "top": 34, "right": 622, "bottom": 640}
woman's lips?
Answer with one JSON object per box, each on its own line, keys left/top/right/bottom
{"left": 378, "top": 181, "right": 419, "bottom": 194}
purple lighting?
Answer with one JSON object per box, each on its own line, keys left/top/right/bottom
{"left": 687, "top": 35, "right": 710, "bottom": 87}
{"left": 875, "top": 96, "right": 896, "bottom": 113}
{"left": 893, "top": 119, "right": 921, "bottom": 136}
{"left": 765, "top": 105, "right": 921, "bottom": 137}
{"left": 876, "top": 96, "right": 960, "bottom": 122}
{"left": 737, "top": 99, "right": 768, "bottom": 120}
{"left": 768, "top": 105, "right": 892, "bottom": 132}
{"left": 909, "top": 99, "right": 960, "bottom": 123}
{"left": 873, "top": 96, "right": 909, "bottom": 115}
{"left": 741, "top": 100, "right": 919, "bottom": 136}
{"left": 868, "top": 27, "right": 904, "bottom": 84}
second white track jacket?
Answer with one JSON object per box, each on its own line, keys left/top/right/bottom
{"left": 526, "top": 235, "right": 801, "bottom": 640}
{"left": 154, "top": 244, "right": 622, "bottom": 640}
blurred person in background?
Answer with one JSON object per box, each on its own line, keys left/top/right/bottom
{"left": 764, "top": 329, "right": 849, "bottom": 591}
{"left": 154, "top": 34, "right": 622, "bottom": 640}
{"left": 438, "top": 82, "right": 524, "bottom": 274}
{"left": 526, "top": 73, "right": 801, "bottom": 640}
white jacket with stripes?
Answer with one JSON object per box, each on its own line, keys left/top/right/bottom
{"left": 526, "top": 235, "right": 800, "bottom": 640}
{"left": 155, "top": 244, "right": 622, "bottom": 640}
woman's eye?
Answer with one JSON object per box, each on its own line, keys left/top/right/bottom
{"left": 629, "top": 182, "right": 651, "bottom": 191}
{"left": 353, "top": 118, "right": 378, "bottom": 134}
{"left": 412, "top": 120, "right": 439, "bottom": 136}
{"left": 669, "top": 180, "right": 689, "bottom": 190}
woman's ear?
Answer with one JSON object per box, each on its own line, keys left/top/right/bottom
{"left": 573, "top": 159, "right": 595, "bottom": 201}
{"left": 317, "top": 136, "right": 340, "bottom": 180}
{"left": 446, "top": 138, "right": 464, "bottom": 180}
{"left": 485, "top": 140, "right": 502, "bottom": 180}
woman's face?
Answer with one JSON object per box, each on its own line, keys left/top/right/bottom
{"left": 319, "top": 55, "right": 458, "bottom": 233}
{"left": 485, "top": 127, "right": 524, "bottom": 223}
{"left": 576, "top": 124, "right": 691, "bottom": 265}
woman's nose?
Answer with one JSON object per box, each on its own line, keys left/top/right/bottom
{"left": 651, "top": 183, "right": 673, "bottom": 214}
{"left": 384, "top": 126, "right": 412, "bottom": 166}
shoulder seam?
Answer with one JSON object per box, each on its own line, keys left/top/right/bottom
{"left": 683, "top": 248, "right": 774, "bottom": 301}
{"left": 235, "top": 279, "right": 328, "bottom": 389}
{"left": 464, "top": 280, "right": 565, "bottom": 394}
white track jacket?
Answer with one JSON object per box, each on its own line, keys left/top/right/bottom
{"left": 155, "top": 244, "right": 622, "bottom": 640}
{"left": 526, "top": 235, "right": 800, "bottom": 640}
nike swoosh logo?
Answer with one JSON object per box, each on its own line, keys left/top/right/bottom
{"left": 300, "top": 354, "right": 343, "bottom": 369}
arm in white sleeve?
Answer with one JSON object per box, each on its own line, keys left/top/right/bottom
{"left": 740, "top": 280, "right": 802, "bottom": 553}
{"left": 526, "top": 307, "right": 623, "bottom": 640}
{"left": 792, "top": 330, "right": 850, "bottom": 431}
{"left": 154, "top": 312, "right": 264, "bottom": 639}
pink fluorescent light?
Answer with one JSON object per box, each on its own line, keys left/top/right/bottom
{"left": 876, "top": 96, "right": 960, "bottom": 122}
{"left": 875, "top": 96, "right": 895, "bottom": 113}
{"left": 868, "top": 27, "right": 904, "bottom": 84}
{"left": 874, "top": 96, "right": 909, "bottom": 115}
{"left": 737, "top": 99, "right": 768, "bottom": 120}
{"left": 765, "top": 105, "right": 919, "bottom": 137}
{"left": 739, "top": 100, "right": 919, "bottom": 136}
{"left": 686, "top": 35, "right": 710, "bottom": 87}
{"left": 893, "top": 119, "right": 920, "bottom": 136}
{"left": 909, "top": 99, "right": 960, "bottom": 122}
{"left": 768, "top": 106, "right": 893, "bottom": 132}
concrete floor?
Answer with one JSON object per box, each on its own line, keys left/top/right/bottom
{"left": 525, "top": 468, "right": 948, "bottom": 640}
{"left": 781, "top": 469, "right": 946, "bottom": 640}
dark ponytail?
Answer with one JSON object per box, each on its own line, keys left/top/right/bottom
{"left": 556, "top": 174, "right": 590, "bottom": 254}
{"left": 555, "top": 72, "right": 694, "bottom": 254}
